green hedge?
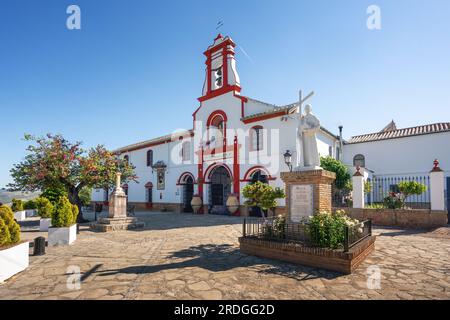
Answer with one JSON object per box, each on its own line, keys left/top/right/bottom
{"left": 0, "top": 205, "right": 21, "bottom": 246}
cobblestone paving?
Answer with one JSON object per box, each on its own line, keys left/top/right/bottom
{"left": 1, "top": 212, "right": 449, "bottom": 300}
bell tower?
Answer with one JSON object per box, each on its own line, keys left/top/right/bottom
{"left": 199, "top": 34, "right": 241, "bottom": 102}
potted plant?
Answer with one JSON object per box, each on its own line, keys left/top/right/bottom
{"left": 48, "top": 196, "right": 79, "bottom": 246}
{"left": 190, "top": 194, "right": 203, "bottom": 214}
{"left": 242, "top": 181, "right": 285, "bottom": 219}
{"left": 11, "top": 198, "right": 26, "bottom": 221}
{"left": 226, "top": 193, "right": 240, "bottom": 215}
{"left": 35, "top": 197, "right": 54, "bottom": 232}
{"left": 24, "top": 199, "right": 38, "bottom": 217}
{"left": 0, "top": 205, "right": 29, "bottom": 282}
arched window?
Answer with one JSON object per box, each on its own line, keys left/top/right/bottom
{"left": 250, "top": 126, "right": 264, "bottom": 151}
{"left": 207, "top": 111, "right": 227, "bottom": 148}
{"left": 182, "top": 141, "right": 190, "bottom": 161}
{"left": 147, "top": 150, "right": 153, "bottom": 167}
{"left": 353, "top": 154, "right": 365, "bottom": 168}
{"left": 124, "top": 155, "right": 129, "bottom": 164}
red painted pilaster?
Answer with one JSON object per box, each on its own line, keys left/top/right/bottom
{"left": 233, "top": 135, "right": 241, "bottom": 216}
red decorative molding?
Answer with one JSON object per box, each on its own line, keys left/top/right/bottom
{"left": 204, "top": 162, "right": 233, "bottom": 182}
{"left": 177, "top": 172, "right": 196, "bottom": 185}
{"left": 242, "top": 109, "right": 293, "bottom": 125}
{"left": 241, "top": 166, "right": 277, "bottom": 182}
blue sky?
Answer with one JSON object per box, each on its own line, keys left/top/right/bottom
{"left": 1, "top": 0, "right": 449, "bottom": 187}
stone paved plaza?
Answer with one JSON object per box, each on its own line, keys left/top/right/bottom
{"left": 1, "top": 212, "right": 449, "bottom": 300}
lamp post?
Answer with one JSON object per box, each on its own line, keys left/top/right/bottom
{"left": 284, "top": 150, "right": 293, "bottom": 172}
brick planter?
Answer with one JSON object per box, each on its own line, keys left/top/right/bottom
{"left": 341, "top": 208, "right": 448, "bottom": 229}
{"left": 239, "top": 236, "right": 376, "bottom": 274}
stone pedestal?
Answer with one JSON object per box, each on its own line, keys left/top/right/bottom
{"left": 280, "top": 169, "right": 336, "bottom": 223}
{"left": 91, "top": 174, "right": 144, "bottom": 232}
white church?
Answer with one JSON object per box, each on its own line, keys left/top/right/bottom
{"left": 92, "top": 34, "right": 450, "bottom": 215}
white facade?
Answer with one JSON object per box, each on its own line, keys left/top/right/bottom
{"left": 93, "top": 34, "right": 449, "bottom": 214}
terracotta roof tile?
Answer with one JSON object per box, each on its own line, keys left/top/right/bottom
{"left": 347, "top": 122, "right": 450, "bottom": 144}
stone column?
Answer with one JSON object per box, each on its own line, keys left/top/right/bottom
{"left": 352, "top": 167, "right": 365, "bottom": 209}
{"left": 430, "top": 159, "right": 445, "bottom": 211}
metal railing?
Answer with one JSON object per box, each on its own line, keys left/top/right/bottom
{"left": 242, "top": 217, "right": 372, "bottom": 252}
{"left": 368, "top": 175, "right": 431, "bottom": 208}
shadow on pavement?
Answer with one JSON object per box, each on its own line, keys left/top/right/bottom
{"left": 93, "top": 243, "right": 341, "bottom": 281}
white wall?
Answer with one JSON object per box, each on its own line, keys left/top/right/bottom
{"left": 343, "top": 132, "right": 450, "bottom": 177}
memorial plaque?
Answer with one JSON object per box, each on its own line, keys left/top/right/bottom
{"left": 289, "top": 184, "right": 314, "bottom": 222}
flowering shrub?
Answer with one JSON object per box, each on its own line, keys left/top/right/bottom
{"left": 307, "top": 210, "right": 363, "bottom": 249}
{"left": 383, "top": 192, "right": 403, "bottom": 209}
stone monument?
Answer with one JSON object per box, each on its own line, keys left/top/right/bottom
{"left": 91, "top": 173, "right": 144, "bottom": 232}
{"left": 281, "top": 104, "right": 336, "bottom": 223}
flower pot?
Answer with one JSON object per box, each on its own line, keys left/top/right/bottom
{"left": 0, "top": 242, "right": 29, "bottom": 282}
{"left": 48, "top": 224, "right": 77, "bottom": 246}
{"left": 13, "top": 210, "right": 26, "bottom": 221}
{"left": 39, "top": 218, "right": 52, "bottom": 232}
{"left": 226, "top": 194, "right": 240, "bottom": 215}
{"left": 191, "top": 195, "right": 203, "bottom": 214}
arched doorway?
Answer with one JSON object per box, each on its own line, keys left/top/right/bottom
{"left": 183, "top": 176, "right": 194, "bottom": 213}
{"left": 249, "top": 170, "right": 269, "bottom": 217}
{"left": 209, "top": 166, "right": 231, "bottom": 214}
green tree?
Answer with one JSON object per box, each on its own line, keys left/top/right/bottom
{"left": 8, "top": 134, "right": 137, "bottom": 222}
{"left": 78, "top": 187, "right": 92, "bottom": 207}
{"left": 242, "top": 181, "right": 285, "bottom": 218}
{"left": 398, "top": 181, "right": 427, "bottom": 208}
{"left": 320, "top": 156, "right": 351, "bottom": 190}
{"left": 41, "top": 185, "right": 67, "bottom": 204}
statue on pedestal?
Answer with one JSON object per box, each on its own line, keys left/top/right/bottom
{"left": 295, "top": 104, "right": 321, "bottom": 171}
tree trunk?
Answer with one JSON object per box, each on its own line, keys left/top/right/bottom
{"left": 68, "top": 187, "right": 88, "bottom": 223}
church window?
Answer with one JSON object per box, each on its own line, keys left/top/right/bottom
{"left": 353, "top": 154, "right": 365, "bottom": 168}
{"left": 147, "top": 150, "right": 153, "bottom": 167}
{"left": 250, "top": 126, "right": 264, "bottom": 151}
{"left": 182, "top": 141, "right": 190, "bottom": 161}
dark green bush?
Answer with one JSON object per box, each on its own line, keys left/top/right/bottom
{"left": 11, "top": 199, "right": 24, "bottom": 212}
{"left": 24, "top": 199, "right": 37, "bottom": 210}
{"left": 35, "top": 197, "right": 54, "bottom": 218}
{"left": 51, "top": 196, "right": 77, "bottom": 227}
{"left": 41, "top": 186, "right": 68, "bottom": 204}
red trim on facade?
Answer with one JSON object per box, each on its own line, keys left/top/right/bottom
{"left": 204, "top": 162, "right": 233, "bottom": 182}
{"left": 233, "top": 135, "right": 241, "bottom": 216}
{"left": 241, "top": 166, "right": 276, "bottom": 182}
{"left": 177, "top": 172, "right": 196, "bottom": 185}
{"left": 198, "top": 85, "right": 241, "bottom": 102}
{"left": 197, "top": 140, "right": 204, "bottom": 213}
{"left": 242, "top": 109, "right": 292, "bottom": 124}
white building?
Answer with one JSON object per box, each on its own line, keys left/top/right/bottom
{"left": 93, "top": 34, "right": 450, "bottom": 215}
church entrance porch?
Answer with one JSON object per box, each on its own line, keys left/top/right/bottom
{"left": 208, "top": 166, "right": 231, "bottom": 215}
